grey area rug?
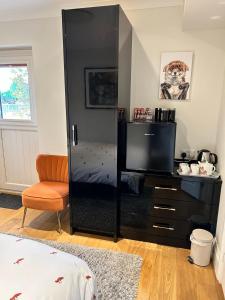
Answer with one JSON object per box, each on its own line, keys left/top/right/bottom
{"left": 3, "top": 232, "right": 143, "bottom": 300}
{"left": 0, "top": 193, "right": 22, "bottom": 209}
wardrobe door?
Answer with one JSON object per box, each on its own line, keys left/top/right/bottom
{"left": 63, "top": 6, "right": 119, "bottom": 236}
{"left": 147, "top": 123, "right": 176, "bottom": 173}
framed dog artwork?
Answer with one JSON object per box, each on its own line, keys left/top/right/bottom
{"left": 159, "top": 51, "right": 193, "bottom": 100}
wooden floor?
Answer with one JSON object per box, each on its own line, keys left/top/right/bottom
{"left": 0, "top": 205, "right": 224, "bottom": 300}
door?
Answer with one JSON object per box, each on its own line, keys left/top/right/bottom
{"left": 63, "top": 6, "right": 119, "bottom": 235}
{"left": 0, "top": 128, "right": 39, "bottom": 192}
{"left": 0, "top": 49, "right": 38, "bottom": 192}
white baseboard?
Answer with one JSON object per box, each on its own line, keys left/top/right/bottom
{"left": 213, "top": 239, "right": 224, "bottom": 283}
{"left": 0, "top": 189, "right": 22, "bottom": 196}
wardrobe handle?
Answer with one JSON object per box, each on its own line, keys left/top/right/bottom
{"left": 72, "top": 124, "right": 78, "bottom": 146}
{"left": 154, "top": 205, "right": 176, "bottom": 212}
{"left": 144, "top": 133, "right": 155, "bottom": 136}
{"left": 153, "top": 224, "right": 175, "bottom": 231}
{"left": 155, "top": 186, "right": 177, "bottom": 191}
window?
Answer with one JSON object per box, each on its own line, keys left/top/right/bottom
{"left": 0, "top": 50, "right": 35, "bottom": 124}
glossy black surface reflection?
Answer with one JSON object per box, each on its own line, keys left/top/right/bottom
{"left": 62, "top": 5, "right": 132, "bottom": 237}
{"left": 126, "top": 122, "right": 176, "bottom": 173}
{"left": 120, "top": 171, "right": 222, "bottom": 248}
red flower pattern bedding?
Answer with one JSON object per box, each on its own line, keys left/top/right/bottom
{"left": 0, "top": 233, "right": 96, "bottom": 300}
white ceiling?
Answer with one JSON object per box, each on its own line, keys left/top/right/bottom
{"left": 0, "top": 0, "right": 224, "bottom": 31}
{"left": 0, "top": 0, "right": 183, "bottom": 21}
{"left": 183, "top": 0, "right": 225, "bottom": 30}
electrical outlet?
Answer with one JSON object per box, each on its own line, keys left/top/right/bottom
{"left": 180, "top": 149, "right": 196, "bottom": 160}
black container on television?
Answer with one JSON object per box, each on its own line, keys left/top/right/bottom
{"left": 154, "top": 108, "right": 176, "bottom": 122}
{"left": 168, "top": 108, "right": 176, "bottom": 122}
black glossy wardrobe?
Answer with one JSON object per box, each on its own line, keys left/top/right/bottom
{"left": 62, "top": 5, "right": 132, "bottom": 239}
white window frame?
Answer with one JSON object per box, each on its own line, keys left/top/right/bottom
{"left": 0, "top": 49, "right": 37, "bottom": 128}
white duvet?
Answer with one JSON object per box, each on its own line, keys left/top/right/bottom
{"left": 0, "top": 233, "right": 96, "bottom": 300}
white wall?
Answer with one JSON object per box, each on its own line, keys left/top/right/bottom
{"left": 214, "top": 70, "right": 225, "bottom": 283}
{"left": 1, "top": 7, "right": 225, "bottom": 157}
{"left": 0, "top": 18, "right": 67, "bottom": 155}
{"left": 126, "top": 6, "right": 225, "bottom": 156}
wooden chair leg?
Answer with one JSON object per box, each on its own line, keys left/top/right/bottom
{"left": 21, "top": 207, "right": 27, "bottom": 228}
{"left": 57, "top": 211, "right": 62, "bottom": 233}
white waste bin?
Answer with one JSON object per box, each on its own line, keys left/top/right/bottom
{"left": 190, "top": 229, "right": 214, "bottom": 267}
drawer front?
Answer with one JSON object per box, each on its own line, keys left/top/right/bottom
{"left": 151, "top": 198, "right": 212, "bottom": 221}
{"left": 145, "top": 175, "right": 180, "bottom": 188}
{"left": 120, "top": 212, "right": 190, "bottom": 239}
{"left": 151, "top": 198, "right": 189, "bottom": 219}
{"left": 146, "top": 177, "right": 216, "bottom": 204}
{"left": 121, "top": 173, "right": 220, "bottom": 205}
{"left": 153, "top": 185, "right": 179, "bottom": 200}
{"left": 149, "top": 217, "right": 190, "bottom": 239}
{"left": 145, "top": 176, "right": 180, "bottom": 200}
{"left": 120, "top": 226, "right": 189, "bottom": 248}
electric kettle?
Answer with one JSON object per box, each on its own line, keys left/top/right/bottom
{"left": 197, "top": 149, "right": 218, "bottom": 164}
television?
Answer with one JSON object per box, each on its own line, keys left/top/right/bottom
{"left": 126, "top": 122, "right": 176, "bottom": 173}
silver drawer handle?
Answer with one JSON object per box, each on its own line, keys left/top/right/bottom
{"left": 144, "top": 133, "right": 155, "bottom": 136}
{"left": 153, "top": 225, "right": 175, "bottom": 231}
{"left": 155, "top": 186, "right": 177, "bottom": 191}
{"left": 154, "top": 205, "right": 176, "bottom": 211}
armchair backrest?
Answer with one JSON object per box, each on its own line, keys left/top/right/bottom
{"left": 36, "top": 154, "right": 68, "bottom": 183}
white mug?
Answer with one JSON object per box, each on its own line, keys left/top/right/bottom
{"left": 190, "top": 163, "right": 199, "bottom": 175}
{"left": 199, "top": 162, "right": 216, "bottom": 176}
{"left": 179, "top": 163, "right": 190, "bottom": 175}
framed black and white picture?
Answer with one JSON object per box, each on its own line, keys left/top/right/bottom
{"left": 159, "top": 51, "right": 193, "bottom": 101}
{"left": 85, "top": 68, "right": 118, "bottom": 108}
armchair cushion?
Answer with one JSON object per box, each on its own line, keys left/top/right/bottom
{"left": 22, "top": 182, "right": 68, "bottom": 212}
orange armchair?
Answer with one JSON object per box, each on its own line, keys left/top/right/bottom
{"left": 21, "top": 154, "right": 69, "bottom": 233}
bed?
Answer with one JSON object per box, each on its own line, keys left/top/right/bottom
{"left": 0, "top": 233, "right": 96, "bottom": 300}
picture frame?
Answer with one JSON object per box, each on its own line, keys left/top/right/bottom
{"left": 84, "top": 67, "right": 118, "bottom": 108}
{"left": 159, "top": 51, "right": 193, "bottom": 101}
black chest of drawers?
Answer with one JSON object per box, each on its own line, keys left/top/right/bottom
{"left": 120, "top": 171, "right": 222, "bottom": 248}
